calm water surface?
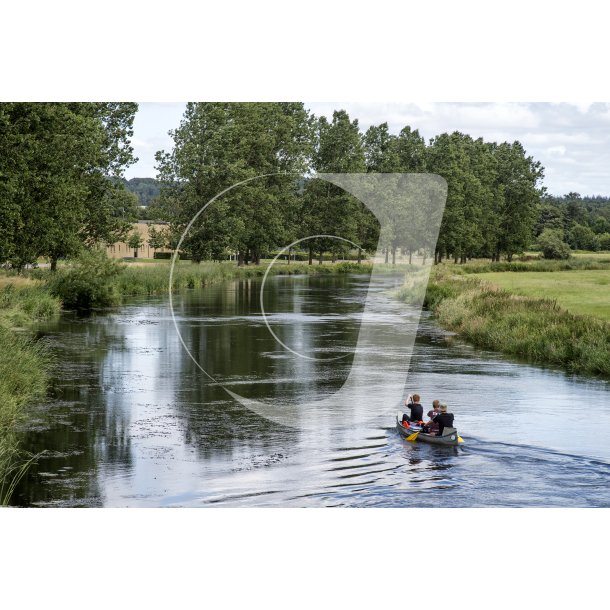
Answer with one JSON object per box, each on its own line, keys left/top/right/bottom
{"left": 11, "top": 274, "right": 610, "bottom": 507}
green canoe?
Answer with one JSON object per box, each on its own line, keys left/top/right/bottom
{"left": 396, "top": 413, "right": 464, "bottom": 446}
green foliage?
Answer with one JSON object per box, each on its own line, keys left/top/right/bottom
{"left": 0, "top": 325, "right": 50, "bottom": 504}
{"left": 458, "top": 257, "right": 610, "bottom": 274}
{"left": 156, "top": 102, "right": 314, "bottom": 266}
{"left": 47, "top": 249, "right": 123, "bottom": 309}
{"left": 114, "top": 261, "right": 373, "bottom": 297}
{"left": 568, "top": 223, "right": 599, "bottom": 251}
{"left": 0, "top": 102, "right": 138, "bottom": 269}
{"left": 412, "top": 272, "right": 610, "bottom": 378}
{"left": 0, "top": 275, "right": 57, "bottom": 504}
{"left": 598, "top": 233, "right": 610, "bottom": 250}
{"left": 304, "top": 111, "right": 369, "bottom": 262}
{"left": 0, "top": 280, "right": 61, "bottom": 327}
{"left": 127, "top": 231, "right": 144, "bottom": 256}
{"left": 538, "top": 193, "right": 610, "bottom": 252}
{"left": 538, "top": 228, "right": 572, "bottom": 260}
{"left": 147, "top": 226, "right": 168, "bottom": 250}
{"left": 123, "top": 177, "right": 160, "bottom": 206}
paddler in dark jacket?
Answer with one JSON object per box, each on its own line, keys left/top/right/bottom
{"left": 402, "top": 394, "right": 424, "bottom": 423}
{"left": 432, "top": 404, "right": 454, "bottom": 436}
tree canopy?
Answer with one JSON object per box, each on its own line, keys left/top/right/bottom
{"left": 0, "top": 102, "right": 138, "bottom": 269}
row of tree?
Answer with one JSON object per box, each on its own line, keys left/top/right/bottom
{"left": 2, "top": 102, "right": 590, "bottom": 270}
{"left": 153, "top": 103, "right": 546, "bottom": 265}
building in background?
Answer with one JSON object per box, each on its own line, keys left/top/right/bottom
{"left": 106, "top": 220, "right": 172, "bottom": 259}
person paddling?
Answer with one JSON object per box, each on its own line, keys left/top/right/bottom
{"left": 402, "top": 394, "right": 424, "bottom": 424}
{"left": 431, "top": 404, "right": 454, "bottom": 436}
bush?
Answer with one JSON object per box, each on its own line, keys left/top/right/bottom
{"left": 538, "top": 229, "right": 572, "bottom": 260}
{"left": 598, "top": 233, "right": 610, "bottom": 251}
{"left": 47, "top": 249, "right": 124, "bottom": 309}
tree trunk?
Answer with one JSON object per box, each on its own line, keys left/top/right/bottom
{"left": 50, "top": 256, "right": 58, "bottom": 272}
{"left": 331, "top": 251, "right": 336, "bottom": 263}
{"left": 357, "top": 249, "right": 362, "bottom": 264}
{"left": 287, "top": 248, "right": 291, "bottom": 265}
{"left": 454, "top": 254, "right": 458, "bottom": 264}
{"left": 507, "top": 253, "right": 513, "bottom": 262}
{"left": 392, "top": 247, "right": 396, "bottom": 265}
{"left": 308, "top": 246, "right": 313, "bottom": 265}
{"left": 319, "top": 250, "right": 323, "bottom": 265}
{"left": 134, "top": 249, "right": 138, "bottom": 258}
{"left": 408, "top": 249, "right": 412, "bottom": 265}
{"left": 384, "top": 249, "right": 389, "bottom": 264}
{"left": 237, "top": 251, "right": 244, "bottom": 267}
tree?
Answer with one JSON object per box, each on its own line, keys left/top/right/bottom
{"left": 127, "top": 231, "right": 144, "bottom": 257}
{"left": 147, "top": 226, "right": 168, "bottom": 251}
{"left": 156, "top": 102, "right": 313, "bottom": 266}
{"left": 0, "top": 103, "right": 138, "bottom": 270}
{"left": 493, "top": 141, "right": 545, "bottom": 261}
{"left": 303, "top": 111, "right": 366, "bottom": 264}
{"left": 536, "top": 202, "right": 565, "bottom": 235}
{"left": 568, "top": 223, "right": 599, "bottom": 251}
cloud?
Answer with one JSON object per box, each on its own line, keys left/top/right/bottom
{"left": 130, "top": 102, "right": 610, "bottom": 195}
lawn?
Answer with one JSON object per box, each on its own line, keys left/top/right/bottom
{"left": 479, "top": 270, "right": 610, "bottom": 322}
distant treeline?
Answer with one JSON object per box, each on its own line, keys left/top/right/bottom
{"left": 123, "top": 177, "right": 160, "bottom": 206}
{"left": 537, "top": 193, "right": 610, "bottom": 251}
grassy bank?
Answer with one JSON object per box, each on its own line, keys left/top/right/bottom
{"left": 402, "top": 268, "right": 610, "bottom": 378}
{"left": 116, "top": 261, "right": 374, "bottom": 298}
{"left": 0, "top": 276, "right": 60, "bottom": 504}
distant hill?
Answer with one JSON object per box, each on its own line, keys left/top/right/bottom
{"left": 123, "top": 177, "right": 160, "bottom": 206}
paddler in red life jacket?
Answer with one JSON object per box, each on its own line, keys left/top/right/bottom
{"left": 402, "top": 394, "right": 424, "bottom": 424}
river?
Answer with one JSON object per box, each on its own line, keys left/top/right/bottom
{"left": 11, "top": 273, "right": 610, "bottom": 507}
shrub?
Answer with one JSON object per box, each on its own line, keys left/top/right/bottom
{"left": 538, "top": 229, "right": 572, "bottom": 260}
{"left": 47, "top": 249, "right": 124, "bottom": 309}
{"left": 598, "top": 233, "right": 610, "bottom": 251}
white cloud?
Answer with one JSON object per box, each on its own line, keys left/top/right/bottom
{"left": 130, "top": 102, "right": 610, "bottom": 195}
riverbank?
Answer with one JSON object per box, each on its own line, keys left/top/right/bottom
{"left": 404, "top": 266, "right": 610, "bottom": 378}
{"left": 117, "top": 260, "right": 374, "bottom": 298}
{"left": 0, "top": 276, "right": 61, "bottom": 503}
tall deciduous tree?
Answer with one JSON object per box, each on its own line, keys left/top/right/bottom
{"left": 0, "top": 102, "right": 138, "bottom": 270}
{"left": 156, "top": 102, "right": 313, "bottom": 265}
{"left": 303, "top": 111, "right": 366, "bottom": 263}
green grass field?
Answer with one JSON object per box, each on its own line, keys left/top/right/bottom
{"left": 479, "top": 270, "right": 610, "bottom": 321}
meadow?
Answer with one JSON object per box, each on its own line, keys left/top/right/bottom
{"left": 478, "top": 269, "right": 610, "bottom": 321}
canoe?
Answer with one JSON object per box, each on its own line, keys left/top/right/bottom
{"left": 395, "top": 413, "right": 464, "bottom": 446}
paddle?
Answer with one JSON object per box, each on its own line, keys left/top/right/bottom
{"left": 405, "top": 430, "right": 419, "bottom": 442}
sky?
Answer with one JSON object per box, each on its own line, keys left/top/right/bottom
{"left": 125, "top": 102, "right": 610, "bottom": 196}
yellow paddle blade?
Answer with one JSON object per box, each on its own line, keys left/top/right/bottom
{"left": 405, "top": 431, "right": 419, "bottom": 441}
{"left": 457, "top": 436, "right": 464, "bottom": 443}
